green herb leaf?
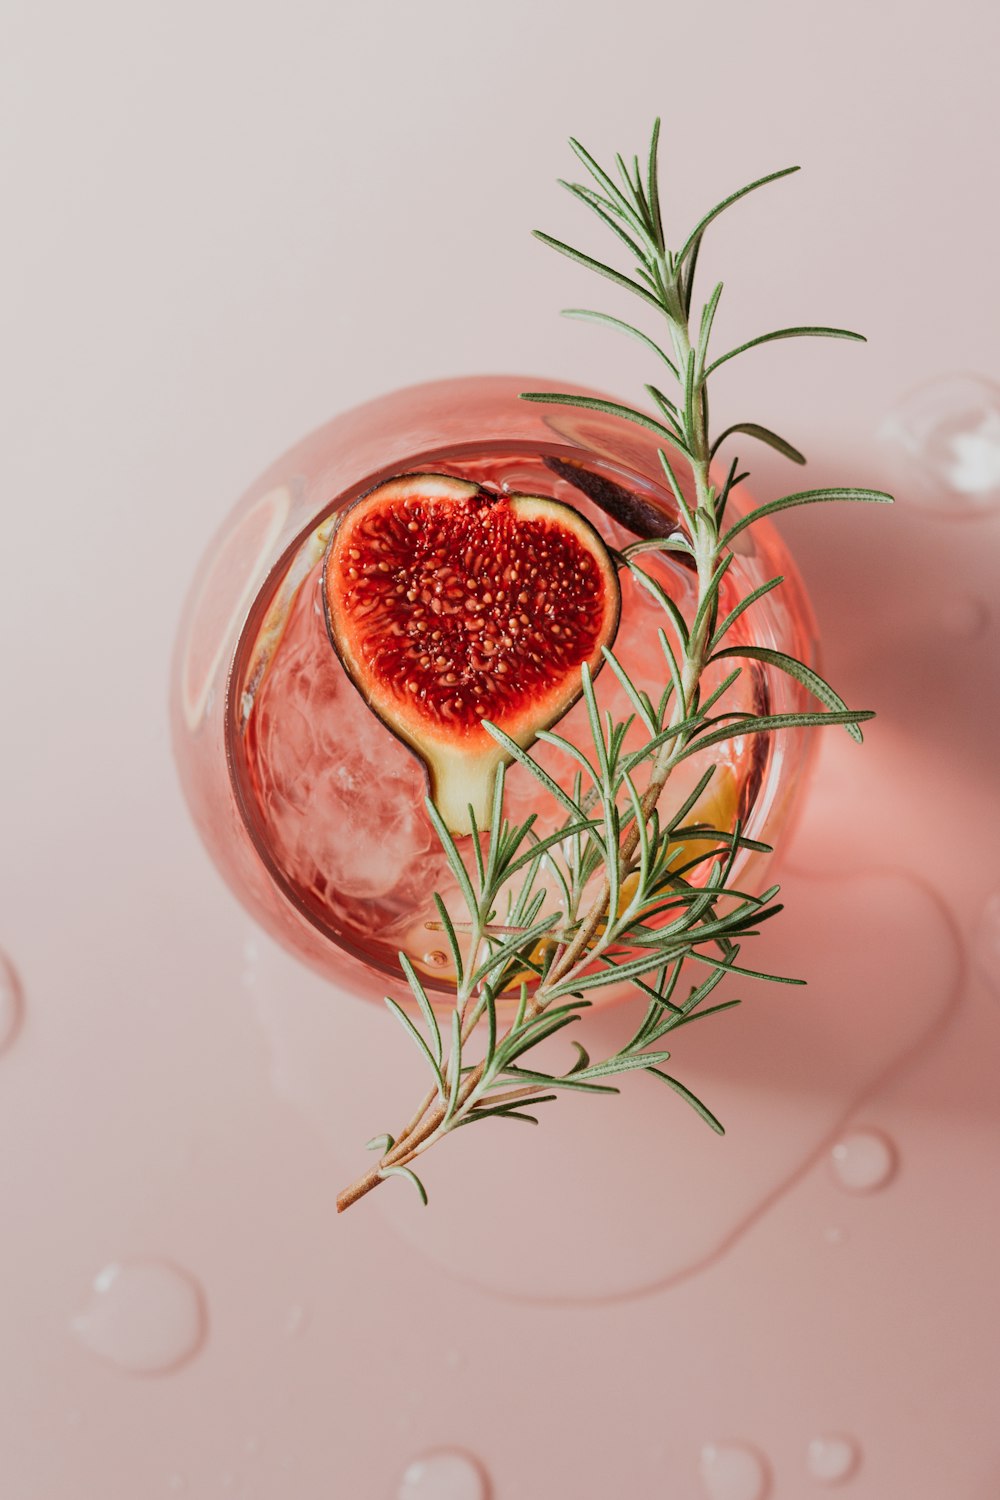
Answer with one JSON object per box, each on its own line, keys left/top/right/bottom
{"left": 710, "top": 423, "right": 806, "bottom": 464}
{"left": 519, "top": 390, "right": 689, "bottom": 456}
{"left": 381, "top": 1165, "right": 430, "bottom": 1205}
{"left": 721, "top": 487, "right": 893, "bottom": 547}
{"left": 531, "top": 230, "right": 662, "bottom": 309}
{"left": 647, "top": 1069, "right": 726, "bottom": 1133}
{"left": 676, "top": 164, "right": 800, "bottom": 269}
{"left": 705, "top": 325, "right": 865, "bottom": 379}
{"left": 712, "top": 644, "right": 865, "bottom": 742}
{"left": 562, "top": 308, "right": 680, "bottom": 377}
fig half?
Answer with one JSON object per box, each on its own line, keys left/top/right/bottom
{"left": 322, "top": 473, "right": 621, "bottom": 835}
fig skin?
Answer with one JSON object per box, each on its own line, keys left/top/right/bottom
{"left": 544, "top": 455, "right": 694, "bottom": 565}
{"left": 322, "top": 472, "right": 622, "bottom": 836}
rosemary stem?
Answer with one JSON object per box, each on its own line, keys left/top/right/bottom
{"left": 387, "top": 943, "right": 487, "bottom": 1154}
{"left": 337, "top": 1166, "right": 383, "bottom": 1212}
{"left": 338, "top": 256, "right": 721, "bottom": 1214}
{"left": 336, "top": 124, "right": 885, "bottom": 1214}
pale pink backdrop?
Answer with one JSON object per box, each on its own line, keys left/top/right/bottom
{"left": 2, "top": 2, "right": 999, "bottom": 1497}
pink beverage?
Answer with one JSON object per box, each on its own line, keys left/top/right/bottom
{"left": 172, "top": 377, "right": 816, "bottom": 1004}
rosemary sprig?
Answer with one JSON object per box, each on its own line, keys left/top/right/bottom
{"left": 336, "top": 123, "right": 891, "bottom": 1212}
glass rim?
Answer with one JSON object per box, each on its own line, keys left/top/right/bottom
{"left": 223, "top": 434, "right": 789, "bottom": 993}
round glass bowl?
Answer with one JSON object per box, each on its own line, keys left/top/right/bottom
{"left": 171, "top": 375, "right": 817, "bottom": 1003}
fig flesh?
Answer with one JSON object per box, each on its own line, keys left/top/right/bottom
{"left": 322, "top": 472, "right": 621, "bottom": 835}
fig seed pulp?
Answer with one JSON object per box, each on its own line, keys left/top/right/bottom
{"left": 322, "top": 473, "right": 621, "bottom": 834}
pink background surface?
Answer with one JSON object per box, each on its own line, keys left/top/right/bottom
{"left": 2, "top": 2, "right": 999, "bottom": 1497}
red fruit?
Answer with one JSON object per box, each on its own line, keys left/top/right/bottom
{"left": 322, "top": 472, "right": 621, "bottom": 834}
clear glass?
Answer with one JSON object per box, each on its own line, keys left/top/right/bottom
{"left": 171, "top": 376, "right": 817, "bottom": 1004}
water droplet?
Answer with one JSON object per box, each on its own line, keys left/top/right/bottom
{"left": 939, "top": 595, "right": 988, "bottom": 638}
{"left": 699, "top": 1442, "right": 770, "bottom": 1500}
{"left": 974, "top": 889, "right": 1000, "bottom": 994}
{"left": 806, "top": 1433, "right": 861, "bottom": 1483}
{"left": 72, "top": 1260, "right": 207, "bottom": 1374}
{"left": 0, "top": 949, "right": 23, "bottom": 1053}
{"left": 397, "top": 1449, "right": 489, "bottom": 1500}
{"left": 829, "top": 1128, "right": 896, "bottom": 1192}
{"left": 422, "top": 949, "right": 449, "bottom": 969}
{"left": 880, "top": 373, "right": 1000, "bottom": 517}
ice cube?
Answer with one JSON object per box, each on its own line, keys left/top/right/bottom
{"left": 247, "top": 562, "right": 437, "bottom": 904}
